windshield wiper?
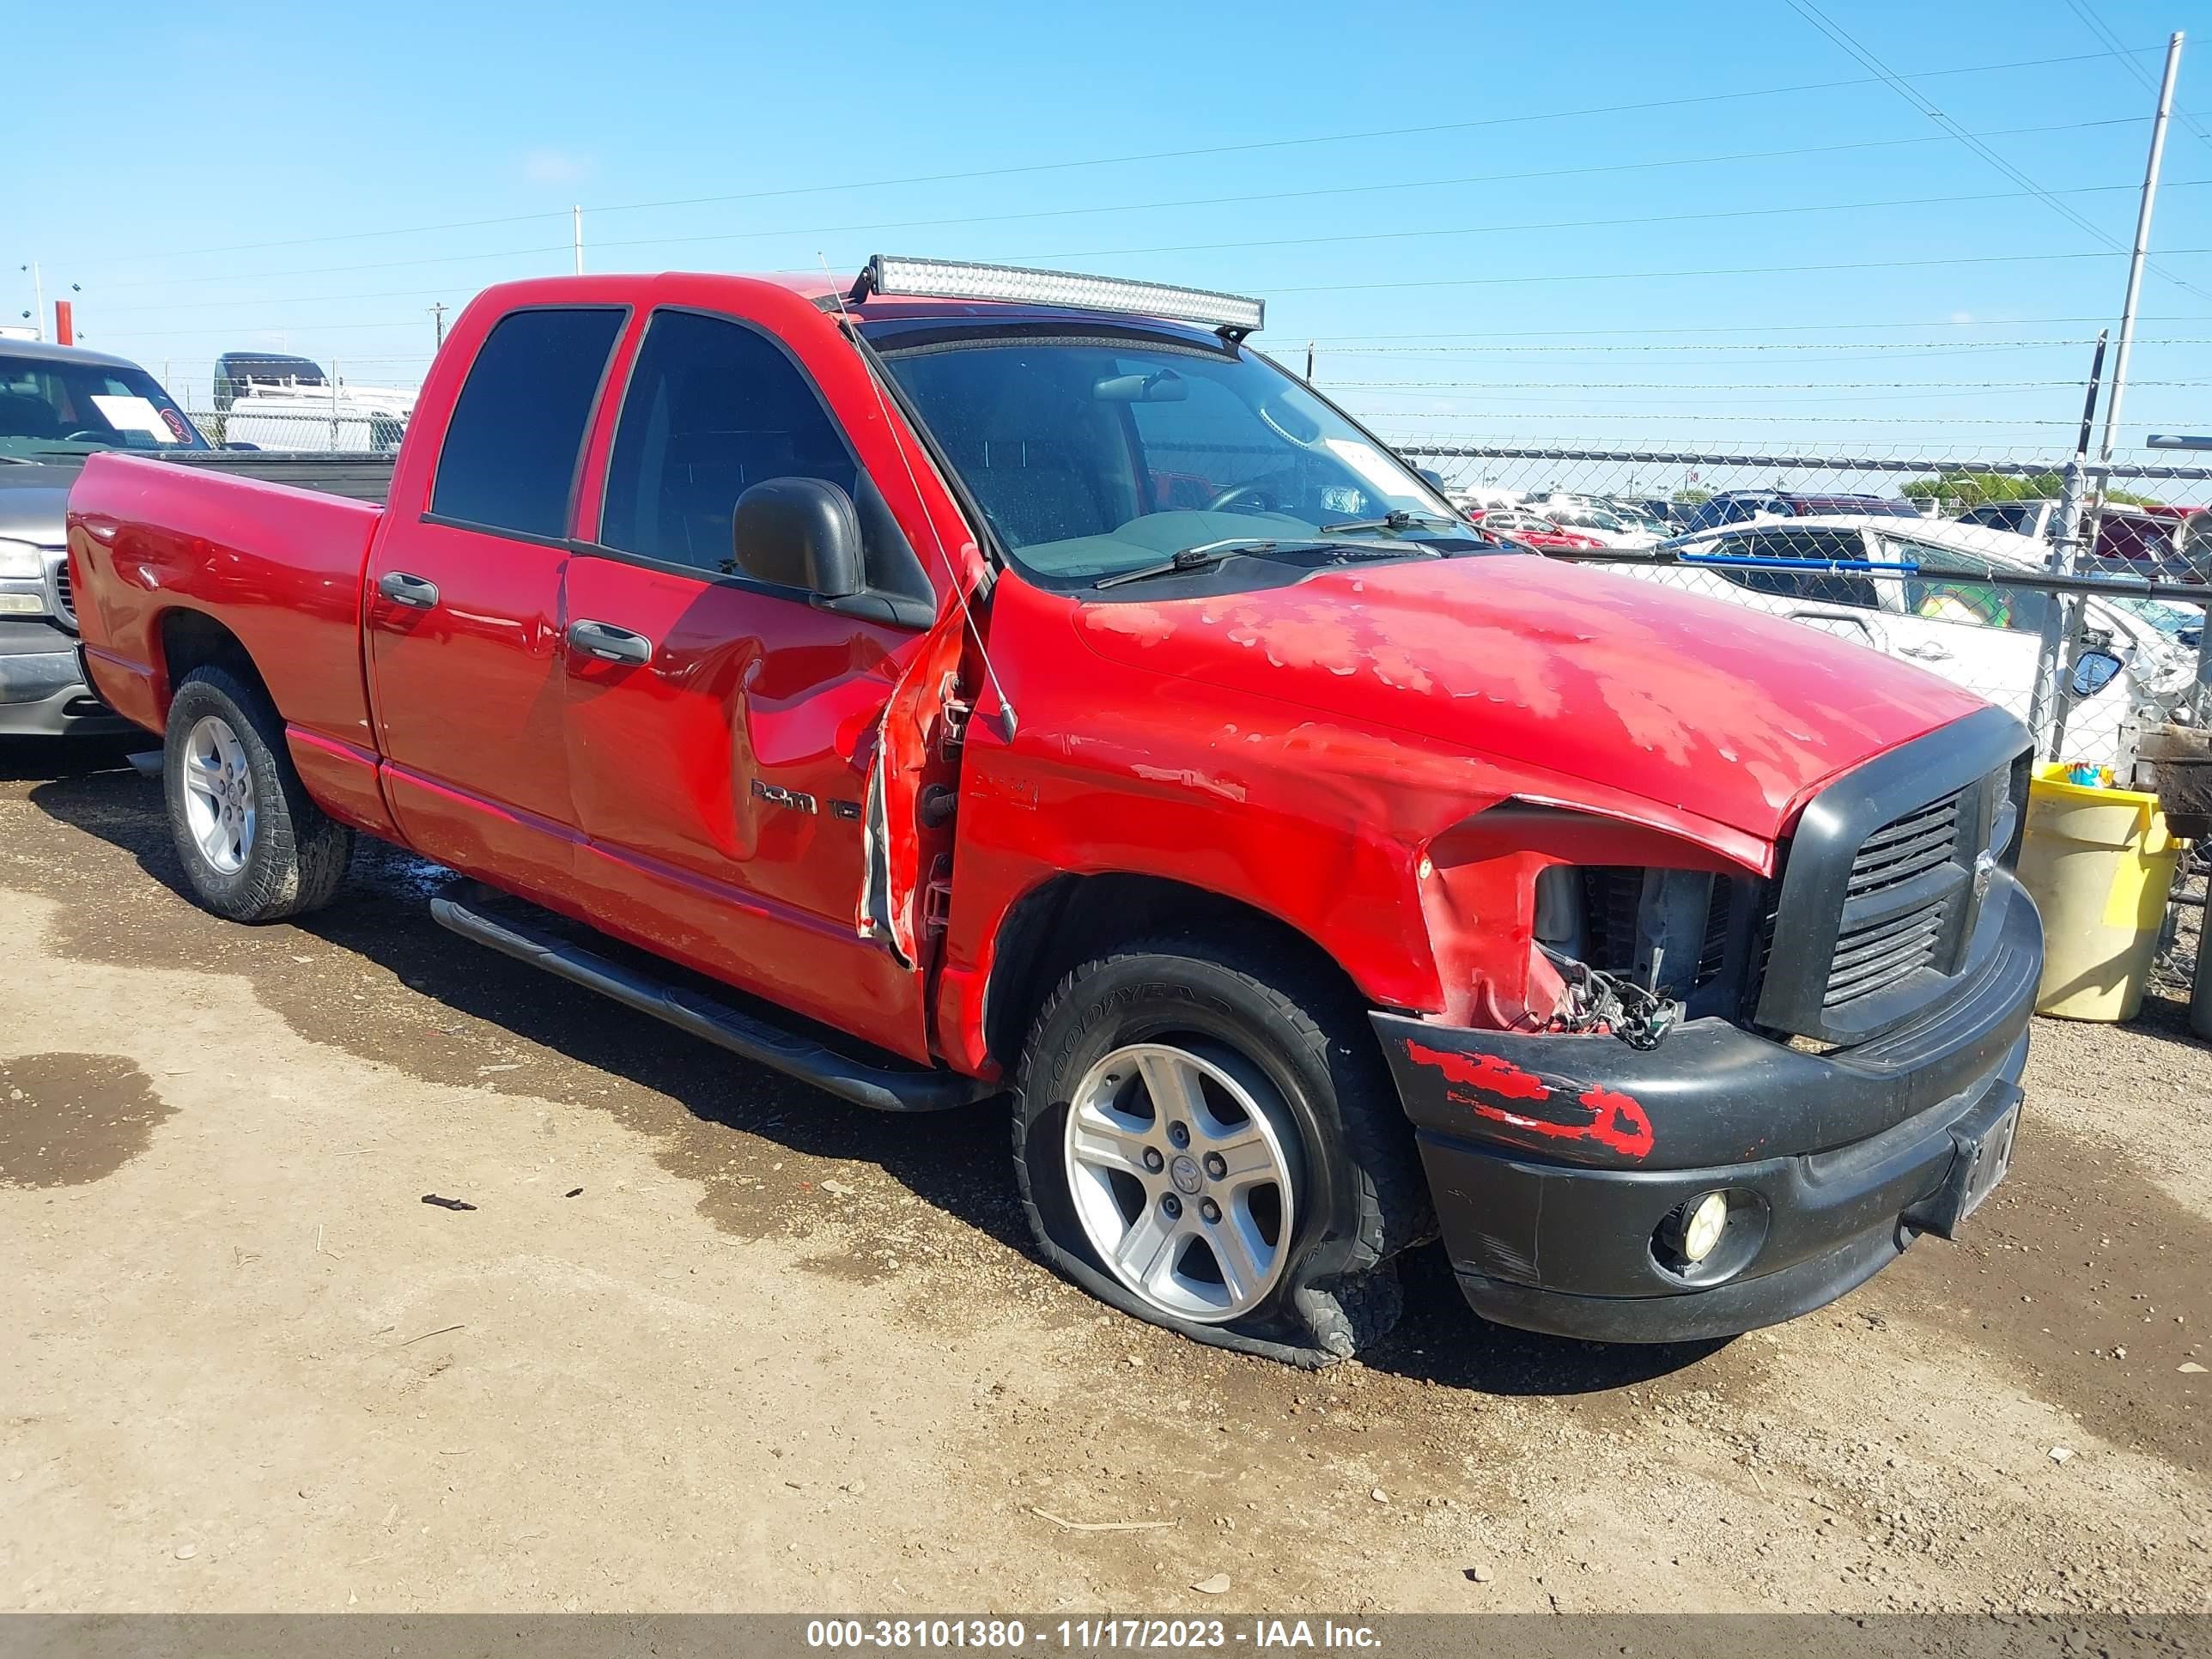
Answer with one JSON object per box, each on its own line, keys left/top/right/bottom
{"left": 1319, "top": 509, "right": 1464, "bottom": 534}
{"left": 1094, "top": 538, "right": 1291, "bottom": 590}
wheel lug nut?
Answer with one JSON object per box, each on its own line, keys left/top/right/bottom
{"left": 1200, "top": 1199, "right": 1221, "bottom": 1224}
{"left": 1142, "top": 1147, "right": 1164, "bottom": 1173}
{"left": 1168, "top": 1122, "right": 1190, "bottom": 1149}
{"left": 1161, "top": 1194, "right": 1182, "bottom": 1219}
{"left": 1204, "top": 1153, "right": 1226, "bottom": 1179}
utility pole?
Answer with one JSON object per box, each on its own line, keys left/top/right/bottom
{"left": 2047, "top": 31, "right": 2184, "bottom": 761}
{"left": 429, "top": 302, "right": 447, "bottom": 350}
{"left": 2099, "top": 33, "right": 2182, "bottom": 475}
{"left": 573, "top": 205, "right": 584, "bottom": 276}
{"left": 21, "top": 263, "right": 43, "bottom": 340}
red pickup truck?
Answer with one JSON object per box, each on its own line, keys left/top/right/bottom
{"left": 69, "top": 258, "right": 2039, "bottom": 1364}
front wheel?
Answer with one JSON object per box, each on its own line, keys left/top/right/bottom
{"left": 163, "top": 665, "right": 353, "bottom": 922}
{"left": 1013, "top": 939, "right": 1431, "bottom": 1366}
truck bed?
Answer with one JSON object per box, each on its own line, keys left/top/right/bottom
{"left": 70, "top": 452, "right": 387, "bottom": 790}
{"left": 154, "top": 449, "right": 394, "bottom": 506}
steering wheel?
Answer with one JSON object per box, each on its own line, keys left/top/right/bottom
{"left": 1205, "top": 482, "right": 1279, "bottom": 515}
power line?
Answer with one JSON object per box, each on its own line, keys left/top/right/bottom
{"left": 991, "top": 179, "right": 2210, "bottom": 267}
{"left": 1785, "top": 0, "right": 2212, "bottom": 305}
{"left": 562, "top": 117, "right": 2146, "bottom": 264}
{"left": 65, "top": 45, "right": 2166, "bottom": 272}
{"left": 2065, "top": 0, "right": 2212, "bottom": 150}
{"left": 1355, "top": 412, "right": 2104, "bottom": 425}
{"left": 86, "top": 240, "right": 2212, "bottom": 323}
{"left": 86, "top": 115, "right": 2150, "bottom": 293}
{"left": 1325, "top": 380, "right": 2202, "bottom": 391}
{"left": 97, "top": 175, "right": 2209, "bottom": 311}
{"left": 1271, "top": 247, "right": 2212, "bottom": 295}
{"left": 1320, "top": 337, "right": 2150, "bottom": 353}
{"left": 1310, "top": 313, "right": 2212, "bottom": 341}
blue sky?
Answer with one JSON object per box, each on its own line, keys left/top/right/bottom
{"left": 7, "top": 0, "right": 2209, "bottom": 456}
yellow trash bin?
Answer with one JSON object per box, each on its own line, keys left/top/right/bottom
{"left": 2014, "top": 763, "right": 2184, "bottom": 1021}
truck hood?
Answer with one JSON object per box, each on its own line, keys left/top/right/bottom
{"left": 1073, "top": 552, "right": 1989, "bottom": 841}
{"left": 0, "top": 464, "right": 76, "bottom": 544}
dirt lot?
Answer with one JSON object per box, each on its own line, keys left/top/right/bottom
{"left": 2, "top": 738, "right": 2209, "bottom": 1616}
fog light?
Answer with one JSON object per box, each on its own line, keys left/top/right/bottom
{"left": 1680, "top": 1192, "right": 1730, "bottom": 1264}
{"left": 0, "top": 593, "right": 46, "bottom": 616}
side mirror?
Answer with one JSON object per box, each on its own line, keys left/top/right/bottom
{"left": 732, "top": 477, "right": 864, "bottom": 599}
{"left": 2070, "top": 649, "right": 2124, "bottom": 699}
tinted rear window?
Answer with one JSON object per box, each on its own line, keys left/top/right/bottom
{"left": 432, "top": 307, "right": 624, "bottom": 539}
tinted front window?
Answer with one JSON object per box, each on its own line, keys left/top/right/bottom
{"left": 432, "top": 307, "right": 624, "bottom": 539}
{"left": 1960, "top": 503, "right": 2039, "bottom": 535}
{"left": 0, "top": 353, "right": 209, "bottom": 458}
{"left": 1893, "top": 542, "right": 2051, "bottom": 633}
{"left": 600, "top": 310, "right": 858, "bottom": 573}
{"left": 874, "top": 327, "right": 1455, "bottom": 584}
{"left": 1711, "top": 527, "right": 1879, "bottom": 608}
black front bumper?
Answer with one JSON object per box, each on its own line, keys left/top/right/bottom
{"left": 1372, "top": 878, "right": 2040, "bottom": 1343}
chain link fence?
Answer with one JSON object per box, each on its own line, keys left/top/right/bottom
{"left": 1397, "top": 442, "right": 2212, "bottom": 773}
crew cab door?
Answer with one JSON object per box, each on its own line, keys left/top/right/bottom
{"left": 559, "top": 299, "right": 955, "bottom": 1060}
{"left": 365, "top": 304, "right": 626, "bottom": 901}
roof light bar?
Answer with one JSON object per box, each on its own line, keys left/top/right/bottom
{"left": 860, "top": 255, "right": 1265, "bottom": 335}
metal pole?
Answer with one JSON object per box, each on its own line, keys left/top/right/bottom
{"left": 28, "top": 263, "right": 43, "bottom": 341}
{"left": 573, "top": 206, "right": 584, "bottom": 276}
{"left": 331, "top": 359, "right": 341, "bottom": 448}
{"left": 2099, "top": 33, "right": 2182, "bottom": 477}
{"left": 2028, "top": 331, "right": 2106, "bottom": 757}
{"left": 2079, "top": 33, "right": 2183, "bottom": 586}
{"left": 1305, "top": 342, "right": 1315, "bottom": 379}
{"left": 430, "top": 302, "right": 447, "bottom": 350}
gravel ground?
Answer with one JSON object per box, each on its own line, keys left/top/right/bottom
{"left": 1, "top": 737, "right": 2208, "bottom": 1616}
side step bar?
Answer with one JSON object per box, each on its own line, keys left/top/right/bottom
{"left": 429, "top": 896, "right": 989, "bottom": 1114}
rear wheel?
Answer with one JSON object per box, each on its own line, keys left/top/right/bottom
{"left": 163, "top": 665, "right": 352, "bottom": 922}
{"left": 1014, "top": 937, "right": 1431, "bottom": 1366}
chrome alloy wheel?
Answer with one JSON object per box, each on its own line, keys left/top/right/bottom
{"left": 1062, "top": 1042, "right": 1298, "bottom": 1323}
{"left": 180, "top": 714, "right": 256, "bottom": 875}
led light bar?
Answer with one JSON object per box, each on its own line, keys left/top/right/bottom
{"left": 860, "top": 254, "right": 1265, "bottom": 334}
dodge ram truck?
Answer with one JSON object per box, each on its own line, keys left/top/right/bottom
{"left": 69, "top": 257, "right": 2040, "bottom": 1364}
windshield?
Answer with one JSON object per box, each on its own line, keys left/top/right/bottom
{"left": 0, "top": 353, "right": 210, "bottom": 459}
{"left": 870, "top": 326, "right": 1462, "bottom": 584}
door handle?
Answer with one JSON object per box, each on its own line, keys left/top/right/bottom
{"left": 568, "top": 619, "right": 653, "bottom": 666}
{"left": 377, "top": 570, "right": 440, "bottom": 609}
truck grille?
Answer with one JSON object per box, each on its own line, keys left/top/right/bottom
{"left": 1753, "top": 707, "right": 2029, "bottom": 1047}
{"left": 1824, "top": 793, "right": 1962, "bottom": 1009}
{"left": 43, "top": 548, "right": 74, "bottom": 628}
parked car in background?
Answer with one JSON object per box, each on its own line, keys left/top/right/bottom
{"left": 221, "top": 385, "right": 413, "bottom": 453}
{"left": 1632, "top": 497, "right": 1698, "bottom": 532}
{"left": 211, "top": 351, "right": 328, "bottom": 411}
{"left": 1955, "top": 496, "right": 2207, "bottom": 578}
{"left": 1682, "top": 489, "right": 1923, "bottom": 535}
{"left": 1620, "top": 516, "right": 2193, "bottom": 765}
{"left": 211, "top": 349, "right": 417, "bottom": 452}
{"left": 1532, "top": 494, "right": 1663, "bottom": 549}
{"left": 1462, "top": 507, "right": 1607, "bottom": 550}
{"left": 0, "top": 338, "right": 208, "bottom": 735}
